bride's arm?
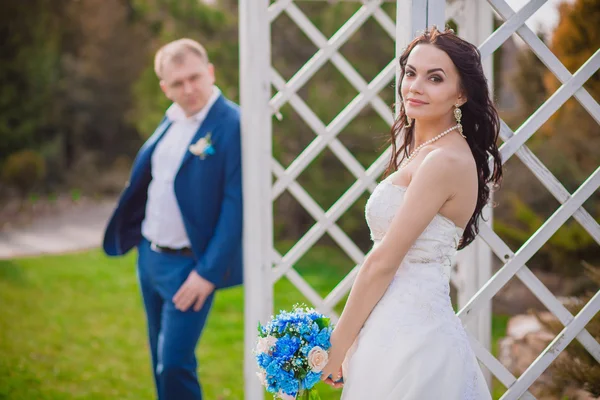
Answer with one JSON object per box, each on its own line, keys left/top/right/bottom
{"left": 321, "top": 150, "right": 458, "bottom": 384}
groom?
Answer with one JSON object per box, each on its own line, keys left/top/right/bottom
{"left": 103, "top": 38, "right": 243, "bottom": 400}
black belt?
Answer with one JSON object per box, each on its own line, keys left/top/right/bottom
{"left": 150, "top": 242, "right": 194, "bottom": 257}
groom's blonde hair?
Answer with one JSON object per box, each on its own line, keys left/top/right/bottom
{"left": 154, "top": 38, "right": 209, "bottom": 79}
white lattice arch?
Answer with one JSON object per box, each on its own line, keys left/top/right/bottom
{"left": 240, "top": 0, "right": 600, "bottom": 399}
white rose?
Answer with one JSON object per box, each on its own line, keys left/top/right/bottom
{"left": 256, "top": 335, "right": 277, "bottom": 354}
{"left": 307, "top": 346, "right": 328, "bottom": 372}
{"left": 256, "top": 370, "right": 267, "bottom": 386}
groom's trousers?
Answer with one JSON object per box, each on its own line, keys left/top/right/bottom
{"left": 137, "top": 238, "right": 214, "bottom": 400}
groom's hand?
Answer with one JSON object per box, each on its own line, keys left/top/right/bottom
{"left": 173, "top": 270, "right": 215, "bottom": 312}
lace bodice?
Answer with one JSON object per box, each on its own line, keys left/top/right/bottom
{"left": 340, "top": 179, "right": 489, "bottom": 400}
{"left": 365, "top": 179, "right": 464, "bottom": 277}
{"left": 345, "top": 179, "right": 486, "bottom": 399}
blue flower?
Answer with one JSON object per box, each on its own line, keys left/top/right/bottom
{"left": 265, "top": 377, "right": 278, "bottom": 394}
{"left": 298, "top": 324, "right": 311, "bottom": 335}
{"left": 256, "top": 353, "right": 272, "bottom": 369}
{"left": 302, "top": 322, "right": 320, "bottom": 343}
{"left": 300, "top": 345, "right": 311, "bottom": 356}
{"left": 273, "top": 335, "right": 301, "bottom": 361}
{"left": 316, "top": 328, "right": 332, "bottom": 350}
{"left": 265, "top": 359, "right": 283, "bottom": 378}
{"left": 302, "top": 371, "right": 322, "bottom": 390}
{"left": 278, "top": 370, "right": 299, "bottom": 396}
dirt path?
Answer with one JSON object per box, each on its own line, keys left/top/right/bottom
{"left": 0, "top": 198, "right": 116, "bottom": 259}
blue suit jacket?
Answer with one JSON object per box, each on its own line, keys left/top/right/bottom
{"left": 103, "top": 94, "right": 243, "bottom": 289}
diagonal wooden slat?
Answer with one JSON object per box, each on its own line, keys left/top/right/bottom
{"left": 504, "top": 290, "right": 600, "bottom": 399}
{"left": 498, "top": 51, "right": 600, "bottom": 162}
{"left": 489, "top": 0, "right": 600, "bottom": 126}
{"left": 373, "top": 7, "right": 396, "bottom": 39}
{"left": 459, "top": 168, "right": 600, "bottom": 323}
{"left": 268, "top": 0, "right": 293, "bottom": 22}
{"left": 271, "top": 249, "right": 338, "bottom": 318}
{"left": 498, "top": 121, "right": 600, "bottom": 245}
{"left": 272, "top": 147, "right": 392, "bottom": 281}
{"left": 284, "top": 3, "right": 394, "bottom": 126}
{"left": 467, "top": 332, "right": 537, "bottom": 400}
{"left": 324, "top": 265, "right": 361, "bottom": 308}
{"left": 270, "top": 0, "right": 397, "bottom": 43}
{"left": 515, "top": 267, "right": 600, "bottom": 363}
{"left": 271, "top": 70, "right": 379, "bottom": 193}
{"left": 270, "top": 0, "right": 384, "bottom": 112}
{"left": 478, "top": 0, "right": 546, "bottom": 60}
{"left": 272, "top": 61, "right": 396, "bottom": 198}
{"left": 477, "top": 223, "right": 600, "bottom": 363}
{"left": 271, "top": 160, "right": 366, "bottom": 266}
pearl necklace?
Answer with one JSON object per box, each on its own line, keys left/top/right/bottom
{"left": 399, "top": 124, "right": 461, "bottom": 169}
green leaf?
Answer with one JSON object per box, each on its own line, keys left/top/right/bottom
{"left": 314, "top": 317, "right": 330, "bottom": 330}
{"left": 297, "top": 368, "right": 308, "bottom": 380}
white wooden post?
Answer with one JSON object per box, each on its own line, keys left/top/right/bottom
{"left": 427, "top": 0, "right": 447, "bottom": 29}
{"left": 395, "top": 0, "right": 428, "bottom": 122}
{"left": 457, "top": 213, "right": 493, "bottom": 386}
{"left": 396, "top": 0, "right": 428, "bottom": 92}
{"left": 396, "top": 0, "right": 427, "bottom": 46}
{"left": 240, "top": 0, "right": 272, "bottom": 398}
{"left": 453, "top": 0, "right": 494, "bottom": 387}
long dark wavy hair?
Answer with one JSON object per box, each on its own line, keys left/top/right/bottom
{"left": 386, "top": 26, "right": 503, "bottom": 250}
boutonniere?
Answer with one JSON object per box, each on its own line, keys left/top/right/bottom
{"left": 189, "top": 133, "right": 215, "bottom": 159}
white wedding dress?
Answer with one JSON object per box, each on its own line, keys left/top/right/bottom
{"left": 340, "top": 178, "right": 492, "bottom": 400}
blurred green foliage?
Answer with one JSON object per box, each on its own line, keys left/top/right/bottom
{"left": 2, "top": 150, "right": 47, "bottom": 195}
{"left": 0, "top": 0, "right": 598, "bottom": 276}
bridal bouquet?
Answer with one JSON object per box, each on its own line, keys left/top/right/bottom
{"left": 255, "top": 305, "right": 333, "bottom": 400}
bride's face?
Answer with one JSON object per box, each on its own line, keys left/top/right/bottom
{"left": 400, "top": 44, "right": 465, "bottom": 123}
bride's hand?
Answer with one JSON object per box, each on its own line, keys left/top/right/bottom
{"left": 320, "top": 331, "right": 348, "bottom": 388}
{"left": 322, "top": 365, "right": 344, "bottom": 388}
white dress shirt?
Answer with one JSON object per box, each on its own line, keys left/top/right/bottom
{"left": 141, "top": 86, "right": 221, "bottom": 248}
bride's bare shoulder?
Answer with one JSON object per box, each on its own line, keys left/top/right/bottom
{"left": 416, "top": 147, "right": 475, "bottom": 188}
{"left": 420, "top": 147, "right": 468, "bottom": 173}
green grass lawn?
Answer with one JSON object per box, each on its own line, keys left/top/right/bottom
{"left": 0, "top": 248, "right": 509, "bottom": 399}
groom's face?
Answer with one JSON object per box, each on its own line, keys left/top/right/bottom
{"left": 160, "top": 52, "right": 215, "bottom": 117}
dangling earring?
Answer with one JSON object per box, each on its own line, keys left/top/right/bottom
{"left": 454, "top": 103, "right": 466, "bottom": 138}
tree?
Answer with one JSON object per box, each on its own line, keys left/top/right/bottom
{"left": 0, "top": 2, "right": 67, "bottom": 163}
{"left": 548, "top": 0, "right": 600, "bottom": 102}
{"left": 543, "top": 0, "right": 600, "bottom": 185}
{"left": 57, "top": 0, "right": 151, "bottom": 164}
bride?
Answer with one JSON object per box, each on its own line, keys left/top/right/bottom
{"left": 320, "top": 27, "right": 502, "bottom": 399}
